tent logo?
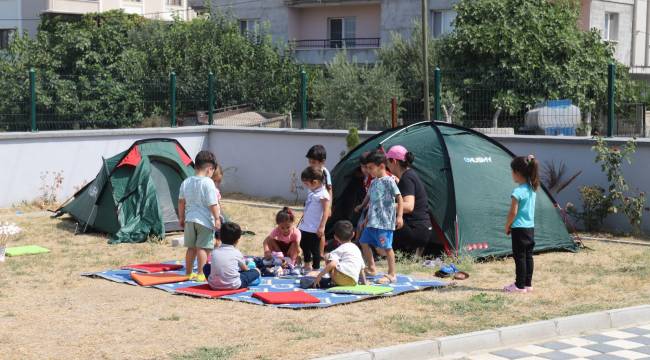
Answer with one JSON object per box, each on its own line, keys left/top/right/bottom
{"left": 466, "top": 242, "right": 489, "bottom": 251}
{"left": 89, "top": 185, "right": 99, "bottom": 198}
{"left": 464, "top": 156, "right": 492, "bottom": 164}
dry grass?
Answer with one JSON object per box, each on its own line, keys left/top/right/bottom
{"left": 1, "top": 202, "right": 650, "bottom": 360}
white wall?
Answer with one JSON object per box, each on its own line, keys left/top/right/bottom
{"left": 0, "top": 128, "right": 208, "bottom": 207}
{"left": 0, "top": 127, "right": 648, "bottom": 233}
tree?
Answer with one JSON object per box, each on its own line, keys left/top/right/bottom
{"left": 314, "top": 52, "right": 403, "bottom": 130}
{"left": 378, "top": 24, "right": 464, "bottom": 124}
{"left": 439, "top": 0, "right": 637, "bottom": 129}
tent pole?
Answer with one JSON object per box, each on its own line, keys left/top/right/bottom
{"left": 379, "top": 121, "right": 432, "bottom": 146}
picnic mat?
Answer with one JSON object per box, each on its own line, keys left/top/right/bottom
{"left": 82, "top": 263, "right": 448, "bottom": 309}
{"left": 5, "top": 245, "right": 50, "bottom": 257}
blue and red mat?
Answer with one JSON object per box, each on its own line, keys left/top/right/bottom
{"left": 82, "top": 262, "right": 448, "bottom": 309}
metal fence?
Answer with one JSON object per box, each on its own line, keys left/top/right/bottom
{"left": 0, "top": 65, "right": 648, "bottom": 137}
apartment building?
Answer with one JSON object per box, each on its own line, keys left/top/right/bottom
{"left": 201, "top": 0, "right": 458, "bottom": 64}
{"left": 0, "top": 0, "right": 194, "bottom": 48}
{"left": 580, "top": 0, "right": 650, "bottom": 77}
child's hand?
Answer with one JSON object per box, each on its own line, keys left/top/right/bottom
{"left": 354, "top": 205, "right": 361, "bottom": 213}
{"left": 316, "top": 226, "right": 325, "bottom": 239}
{"left": 396, "top": 216, "right": 404, "bottom": 229}
{"left": 505, "top": 225, "right": 511, "bottom": 235}
{"left": 313, "top": 275, "right": 322, "bottom": 288}
{"left": 179, "top": 218, "right": 185, "bottom": 228}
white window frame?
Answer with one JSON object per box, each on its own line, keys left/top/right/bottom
{"left": 239, "top": 18, "right": 260, "bottom": 40}
{"left": 604, "top": 12, "right": 619, "bottom": 42}
{"left": 431, "top": 9, "right": 457, "bottom": 38}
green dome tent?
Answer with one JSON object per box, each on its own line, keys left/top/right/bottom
{"left": 330, "top": 121, "right": 577, "bottom": 258}
{"left": 55, "top": 138, "right": 195, "bottom": 244}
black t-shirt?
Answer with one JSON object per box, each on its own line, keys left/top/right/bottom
{"left": 398, "top": 168, "right": 430, "bottom": 223}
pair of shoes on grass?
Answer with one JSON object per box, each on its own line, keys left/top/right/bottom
{"left": 503, "top": 283, "right": 533, "bottom": 293}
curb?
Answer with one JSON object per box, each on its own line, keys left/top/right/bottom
{"left": 312, "top": 304, "right": 650, "bottom": 360}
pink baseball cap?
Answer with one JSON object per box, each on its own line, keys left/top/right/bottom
{"left": 386, "top": 145, "right": 408, "bottom": 161}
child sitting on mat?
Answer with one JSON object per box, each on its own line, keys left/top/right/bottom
{"left": 263, "top": 207, "right": 301, "bottom": 265}
{"left": 204, "top": 222, "right": 260, "bottom": 290}
{"left": 313, "top": 220, "right": 366, "bottom": 288}
{"left": 179, "top": 150, "right": 221, "bottom": 283}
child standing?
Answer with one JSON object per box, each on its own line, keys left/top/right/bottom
{"left": 306, "top": 145, "right": 333, "bottom": 200}
{"left": 263, "top": 207, "right": 301, "bottom": 264}
{"left": 313, "top": 220, "right": 366, "bottom": 288}
{"left": 205, "top": 222, "right": 260, "bottom": 290}
{"left": 358, "top": 150, "right": 403, "bottom": 284}
{"left": 178, "top": 151, "right": 221, "bottom": 282}
{"left": 211, "top": 163, "right": 224, "bottom": 243}
{"left": 504, "top": 155, "right": 539, "bottom": 293}
{"left": 298, "top": 167, "right": 331, "bottom": 271}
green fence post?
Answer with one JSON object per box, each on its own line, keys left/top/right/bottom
{"left": 607, "top": 63, "right": 616, "bottom": 137}
{"left": 434, "top": 67, "right": 441, "bottom": 121}
{"left": 208, "top": 72, "right": 214, "bottom": 126}
{"left": 170, "top": 72, "right": 176, "bottom": 128}
{"left": 29, "top": 68, "right": 37, "bottom": 132}
{"left": 300, "top": 68, "right": 307, "bottom": 129}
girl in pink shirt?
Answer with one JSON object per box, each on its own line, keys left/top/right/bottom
{"left": 263, "top": 207, "right": 301, "bottom": 264}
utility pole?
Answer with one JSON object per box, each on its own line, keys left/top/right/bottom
{"left": 422, "top": 0, "right": 431, "bottom": 121}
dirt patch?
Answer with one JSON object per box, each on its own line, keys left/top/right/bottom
{"left": 1, "top": 203, "right": 650, "bottom": 360}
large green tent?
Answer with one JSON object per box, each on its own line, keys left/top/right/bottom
{"left": 330, "top": 121, "right": 577, "bottom": 257}
{"left": 55, "top": 138, "right": 195, "bottom": 244}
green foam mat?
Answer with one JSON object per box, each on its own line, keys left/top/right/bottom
{"left": 5, "top": 245, "right": 50, "bottom": 257}
{"left": 327, "top": 285, "right": 393, "bottom": 295}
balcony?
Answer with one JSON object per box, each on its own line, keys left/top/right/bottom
{"left": 290, "top": 37, "right": 379, "bottom": 49}
{"left": 45, "top": 0, "right": 100, "bottom": 15}
{"left": 290, "top": 37, "right": 380, "bottom": 64}
{"left": 286, "top": 0, "right": 380, "bottom": 7}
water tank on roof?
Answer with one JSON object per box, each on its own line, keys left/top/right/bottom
{"left": 524, "top": 100, "right": 581, "bottom": 135}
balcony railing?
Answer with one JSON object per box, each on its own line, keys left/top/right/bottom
{"left": 286, "top": 0, "right": 380, "bottom": 6}
{"left": 290, "top": 37, "right": 380, "bottom": 49}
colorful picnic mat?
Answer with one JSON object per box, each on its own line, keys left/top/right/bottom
{"left": 81, "top": 262, "right": 448, "bottom": 309}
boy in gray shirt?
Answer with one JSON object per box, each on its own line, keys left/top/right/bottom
{"left": 179, "top": 151, "right": 221, "bottom": 283}
{"left": 204, "top": 222, "right": 260, "bottom": 290}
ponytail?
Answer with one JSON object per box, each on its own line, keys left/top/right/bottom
{"left": 511, "top": 155, "right": 540, "bottom": 191}
{"left": 276, "top": 206, "right": 295, "bottom": 224}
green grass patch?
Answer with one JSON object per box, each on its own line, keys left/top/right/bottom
{"left": 450, "top": 293, "right": 507, "bottom": 316}
{"left": 279, "top": 321, "right": 324, "bottom": 340}
{"left": 172, "top": 346, "right": 237, "bottom": 360}
{"left": 383, "top": 314, "right": 436, "bottom": 335}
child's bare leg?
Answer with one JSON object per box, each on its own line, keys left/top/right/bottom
{"left": 185, "top": 248, "right": 196, "bottom": 275}
{"left": 361, "top": 243, "right": 376, "bottom": 275}
{"left": 196, "top": 248, "right": 209, "bottom": 275}
{"left": 288, "top": 242, "right": 300, "bottom": 263}
{"left": 385, "top": 249, "right": 396, "bottom": 280}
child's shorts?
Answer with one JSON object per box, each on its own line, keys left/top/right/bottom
{"left": 359, "top": 227, "right": 393, "bottom": 250}
{"left": 184, "top": 222, "right": 214, "bottom": 249}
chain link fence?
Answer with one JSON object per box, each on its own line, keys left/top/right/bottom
{"left": 0, "top": 66, "right": 648, "bottom": 137}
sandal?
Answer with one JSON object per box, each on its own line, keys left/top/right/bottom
{"left": 453, "top": 271, "right": 470, "bottom": 280}
{"left": 375, "top": 274, "right": 396, "bottom": 284}
{"left": 364, "top": 268, "right": 377, "bottom": 277}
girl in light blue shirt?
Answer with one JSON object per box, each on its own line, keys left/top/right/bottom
{"left": 504, "top": 155, "right": 539, "bottom": 293}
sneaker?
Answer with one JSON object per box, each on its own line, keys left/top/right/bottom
{"left": 503, "top": 283, "right": 527, "bottom": 293}
{"left": 195, "top": 273, "right": 206, "bottom": 282}
{"left": 525, "top": 286, "right": 533, "bottom": 292}
{"left": 188, "top": 272, "right": 198, "bottom": 281}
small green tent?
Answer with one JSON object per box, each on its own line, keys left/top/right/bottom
{"left": 330, "top": 121, "right": 577, "bottom": 257}
{"left": 55, "top": 138, "right": 195, "bottom": 244}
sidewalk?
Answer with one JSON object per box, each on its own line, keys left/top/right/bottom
{"left": 467, "top": 324, "right": 650, "bottom": 360}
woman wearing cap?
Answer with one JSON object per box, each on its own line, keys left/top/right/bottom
{"left": 385, "top": 145, "right": 434, "bottom": 256}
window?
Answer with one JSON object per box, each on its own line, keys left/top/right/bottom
{"left": 604, "top": 12, "right": 619, "bottom": 42}
{"left": 167, "top": 0, "right": 182, "bottom": 6}
{"left": 328, "top": 17, "right": 356, "bottom": 48}
{"left": 0, "top": 29, "right": 15, "bottom": 50}
{"left": 239, "top": 19, "right": 260, "bottom": 35}
{"left": 431, "top": 10, "right": 457, "bottom": 38}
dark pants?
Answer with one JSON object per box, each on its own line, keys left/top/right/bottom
{"left": 203, "top": 264, "right": 260, "bottom": 289}
{"left": 511, "top": 228, "right": 535, "bottom": 289}
{"left": 300, "top": 230, "right": 321, "bottom": 269}
{"left": 393, "top": 220, "right": 433, "bottom": 253}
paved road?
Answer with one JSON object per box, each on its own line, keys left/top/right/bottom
{"left": 467, "top": 324, "right": 650, "bottom": 360}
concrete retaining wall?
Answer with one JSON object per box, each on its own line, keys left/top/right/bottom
{"left": 0, "top": 126, "right": 648, "bottom": 232}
